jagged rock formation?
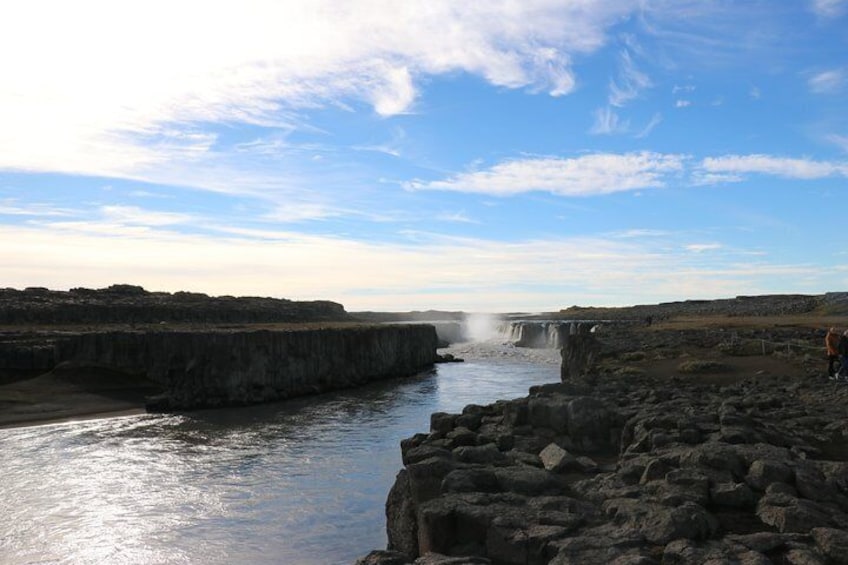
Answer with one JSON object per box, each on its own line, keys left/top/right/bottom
{"left": 0, "top": 284, "right": 350, "bottom": 325}
{"left": 362, "top": 332, "right": 848, "bottom": 564}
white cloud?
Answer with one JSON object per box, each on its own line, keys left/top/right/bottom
{"left": 0, "top": 1, "right": 635, "bottom": 182}
{"left": 100, "top": 205, "right": 194, "bottom": 227}
{"left": 811, "top": 0, "right": 847, "bottom": 17}
{"left": 436, "top": 211, "right": 479, "bottom": 224}
{"left": 690, "top": 172, "right": 745, "bottom": 186}
{"left": 609, "top": 49, "right": 652, "bottom": 107}
{"left": 370, "top": 65, "right": 416, "bottom": 116}
{"left": 675, "top": 100, "right": 692, "bottom": 108}
{"left": 700, "top": 154, "right": 848, "bottom": 179}
{"left": 828, "top": 134, "right": 848, "bottom": 153}
{"left": 262, "top": 203, "right": 343, "bottom": 223}
{"left": 0, "top": 201, "right": 75, "bottom": 217}
{"left": 590, "top": 106, "right": 630, "bottom": 135}
{"left": 407, "top": 152, "right": 686, "bottom": 197}
{"left": 809, "top": 68, "right": 846, "bottom": 94}
{"left": 635, "top": 113, "right": 662, "bottom": 138}
{"left": 685, "top": 243, "right": 722, "bottom": 253}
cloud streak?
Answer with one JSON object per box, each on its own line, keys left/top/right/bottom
{"left": 809, "top": 68, "right": 846, "bottom": 94}
{"left": 406, "top": 152, "right": 686, "bottom": 196}
{"left": 409, "top": 152, "right": 848, "bottom": 196}
{"left": 700, "top": 154, "right": 848, "bottom": 179}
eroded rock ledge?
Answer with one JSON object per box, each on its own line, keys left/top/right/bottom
{"left": 361, "top": 371, "right": 848, "bottom": 564}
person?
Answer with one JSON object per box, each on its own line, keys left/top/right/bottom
{"left": 826, "top": 327, "right": 840, "bottom": 378}
{"left": 838, "top": 329, "right": 848, "bottom": 380}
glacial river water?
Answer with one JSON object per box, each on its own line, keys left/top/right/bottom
{"left": 0, "top": 340, "right": 560, "bottom": 565}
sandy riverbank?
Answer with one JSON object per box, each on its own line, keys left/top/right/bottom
{"left": 0, "top": 363, "right": 162, "bottom": 429}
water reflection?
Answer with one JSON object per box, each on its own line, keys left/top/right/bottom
{"left": 0, "top": 343, "right": 559, "bottom": 564}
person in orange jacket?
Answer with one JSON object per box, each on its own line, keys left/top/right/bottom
{"left": 826, "top": 327, "right": 840, "bottom": 378}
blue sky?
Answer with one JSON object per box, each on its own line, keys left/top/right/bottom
{"left": 1, "top": 1, "right": 847, "bottom": 312}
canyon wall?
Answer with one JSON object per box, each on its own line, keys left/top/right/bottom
{"left": 2, "top": 324, "right": 439, "bottom": 410}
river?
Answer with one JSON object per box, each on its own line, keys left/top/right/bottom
{"left": 0, "top": 340, "right": 560, "bottom": 565}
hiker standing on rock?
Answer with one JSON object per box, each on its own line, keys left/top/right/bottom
{"left": 837, "top": 330, "right": 848, "bottom": 380}
{"left": 827, "top": 327, "right": 841, "bottom": 378}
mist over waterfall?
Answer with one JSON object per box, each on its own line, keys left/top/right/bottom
{"left": 462, "top": 313, "right": 501, "bottom": 342}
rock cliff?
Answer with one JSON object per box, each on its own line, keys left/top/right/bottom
{"left": 42, "top": 325, "right": 438, "bottom": 410}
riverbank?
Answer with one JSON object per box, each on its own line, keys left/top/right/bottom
{"left": 360, "top": 317, "right": 848, "bottom": 565}
{"left": 0, "top": 362, "right": 160, "bottom": 428}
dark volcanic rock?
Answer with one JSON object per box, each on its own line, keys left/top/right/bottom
{"left": 55, "top": 325, "right": 439, "bottom": 410}
{"left": 0, "top": 284, "right": 351, "bottom": 325}
{"left": 363, "top": 341, "right": 848, "bottom": 564}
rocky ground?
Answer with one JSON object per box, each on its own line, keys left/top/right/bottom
{"left": 358, "top": 317, "right": 848, "bottom": 565}
{"left": 0, "top": 284, "right": 350, "bottom": 325}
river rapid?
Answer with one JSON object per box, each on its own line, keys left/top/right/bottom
{"left": 0, "top": 340, "right": 560, "bottom": 565}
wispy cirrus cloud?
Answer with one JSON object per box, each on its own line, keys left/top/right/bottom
{"left": 100, "top": 205, "right": 195, "bottom": 227}
{"left": 700, "top": 154, "right": 848, "bottom": 179}
{"left": 412, "top": 152, "right": 848, "bottom": 195}
{"left": 685, "top": 243, "right": 722, "bottom": 253}
{"left": 811, "top": 0, "right": 848, "bottom": 18}
{"left": 590, "top": 106, "right": 630, "bottom": 135}
{"left": 609, "top": 49, "right": 652, "bottom": 107}
{"left": 406, "top": 152, "right": 686, "bottom": 197}
{"left": 0, "top": 1, "right": 635, "bottom": 183}
{"left": 0, "top": 201, "right": 76, "bottom": 217}
{"left": 828, "top": 134, "right": 848, "bottom": 153}
{"left": 634, "top": 113, "right": 662, "bottom": 139}
{"left": 808, "top": 68, "right": 846, "bottom": 94}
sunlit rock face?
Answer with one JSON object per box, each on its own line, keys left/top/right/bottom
{"left": 54, "top": 325, "right": 439, "bottom": 410}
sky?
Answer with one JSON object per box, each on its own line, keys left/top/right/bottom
{"left": 1, "top": 1, "right": 847, "bottom": 312}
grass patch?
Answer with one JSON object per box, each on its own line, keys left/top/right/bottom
{"left": 677, "top": 360, "right": 732, "bottom": 374}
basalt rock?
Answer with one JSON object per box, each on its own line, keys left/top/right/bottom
{"left": 559, "top": 324, "right": 600, "bottom": 383}
{"left": 52, "top": 325, "right": 439, "bottom": 410}
{"left": 364, "top": 368, "right": 848, "bottom": 564}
